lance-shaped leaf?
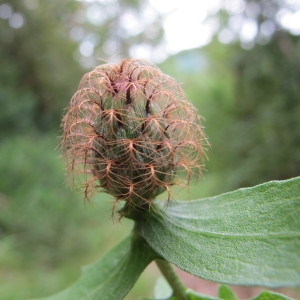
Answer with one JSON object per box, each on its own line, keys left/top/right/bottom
{"left": 41, "top": 233, "right": 158, "bottom": 300}
{"left": 136, "top": 177, "right": 300, "bottom": 287}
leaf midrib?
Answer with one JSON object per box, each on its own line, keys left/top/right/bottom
{"left": 148, "top": 212, "right": 300, "bottom": 239}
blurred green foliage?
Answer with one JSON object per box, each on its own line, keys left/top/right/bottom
{"left": 161, "top": 31, "right": 300, "bottom": 193}
{"left": 0, "top": 1, "right": 84, "bottom": 131}
{"left": 222, "top": 32, "right": 300, "bottom": 188}
{"left": 0, "top": 133, "right": 159, "bottom": 299}
{"left": 0, "top": 0, "right": 299, "bottom": 299}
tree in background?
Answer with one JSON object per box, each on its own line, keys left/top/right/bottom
{"left": 0, "top": 1, "right": 84, "bottom": 131}
{"left": 211, "top": 0, "right": 300, "bottom": 188}
{"left": 227, "top": 32, "right": 300, "bottom": 187}
{"left": 0, "top": 0, "right": 164, "bottom": 132}
{"left": 164, "top": 0, "right": 300, "bottom": 192}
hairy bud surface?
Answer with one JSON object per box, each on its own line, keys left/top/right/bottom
{"left": 62, "top": 59, "right": 206, "bottom": 208}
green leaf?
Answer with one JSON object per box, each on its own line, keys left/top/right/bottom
{"left": 40, "top": 233, "right": 158, "bottom": 300}
{"left": 144, "top": 288, "right": 220, "bottom": 300}
{"left": 250, "top": 290, "right": 295, "bottom": 300}
{"left": 218, "top": 285, "right": 237, "bottom": 300}
{"left": 136, "top": 177, "right": 300, "bottom": 287}
{"left": 186, "top": 289, "right": 221, "bottom": 300}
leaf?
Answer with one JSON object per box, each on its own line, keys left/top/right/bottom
{"left": 186, "top": 289, "right": 221, "bottom": 300}
{"left": 136, "top": 177, "right": 300, "bottom": 287}
{"left": 144, "top": 288, "right": 220, "bottom": 300}
{"left": 218, "top": 285, "right": 237, "bottom": 300}
{"left": 40, "top": 233, "right": 158, "bottom": 300}
{"left": 250, "top": 290, "right": 295, "bottom": 300}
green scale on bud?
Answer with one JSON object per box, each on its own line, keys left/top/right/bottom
{"left": 62, "top": 59, "right": 206, "bottom": 210}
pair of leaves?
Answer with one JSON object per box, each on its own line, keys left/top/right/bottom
{"left": 41, "top": 177, "right": 300, "bottom": 299}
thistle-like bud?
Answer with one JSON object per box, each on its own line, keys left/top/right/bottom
{"left": 62, "top": 59, "right": 206, "bottom": 210}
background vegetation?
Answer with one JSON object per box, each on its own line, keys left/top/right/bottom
{"left": 0, "top": 0, "right": 299, "bottom": 299}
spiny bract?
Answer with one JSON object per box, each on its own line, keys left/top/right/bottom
{"left": 62, "top": 59, "right": 206, "bottom": 210}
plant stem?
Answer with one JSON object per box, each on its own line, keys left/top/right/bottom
{"left": 155, "top": 259, "right": 188, "bottom": 300}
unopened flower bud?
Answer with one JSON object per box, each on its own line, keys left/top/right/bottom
{"left": 62, "top": 59, "right": 206, "bottom": 210}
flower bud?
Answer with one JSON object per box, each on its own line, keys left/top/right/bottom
{"left": 62, "top": 59, "right": 206, "bottom": 209}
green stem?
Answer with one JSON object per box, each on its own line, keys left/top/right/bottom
{"left": 155, "top": 259, "right": 188, "bottom": 300}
